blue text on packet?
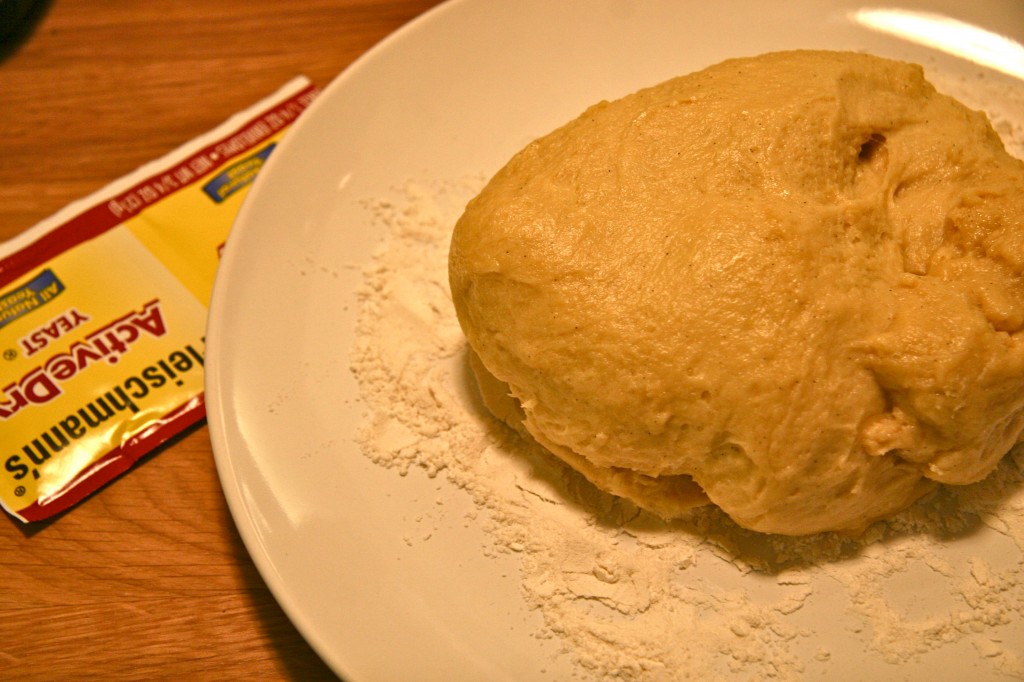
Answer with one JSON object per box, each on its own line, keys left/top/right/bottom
{"left": 202, "top": 143, "right": 277, "bottom": 203}
{"left": 0, "top": 269, "right": 65, "bottom": 331}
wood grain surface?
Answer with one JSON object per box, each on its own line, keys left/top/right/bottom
{"left": 0, "top": 1, "right": 443, "bottom": 679}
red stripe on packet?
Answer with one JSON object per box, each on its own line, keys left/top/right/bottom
{"left": 14, "top": 395, "right": 206, "bottom": 523}
{"left": 0, "top": 83, "right": 319, "bottom": 288}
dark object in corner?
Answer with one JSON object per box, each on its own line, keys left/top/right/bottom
{"left": 0, "top": 0, "right": 52, "bottom": 62}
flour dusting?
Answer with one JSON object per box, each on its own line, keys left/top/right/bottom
{"left": 350, "top": 77, "right": 1024, "bottom": 681}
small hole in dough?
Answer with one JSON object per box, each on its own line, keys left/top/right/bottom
{"left": 858, "top": 133, "right": 887, "bottom": 163}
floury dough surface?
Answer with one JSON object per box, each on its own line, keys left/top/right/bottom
{"left": 448, "top": 50, "right": 1024, "bottom": 535}
{"left": 353, "top": 179, "right": 1024, "bottom": 681}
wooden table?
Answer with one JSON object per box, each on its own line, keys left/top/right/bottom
{"left": 0, "top": 1, "right": 443, "bottom": 679}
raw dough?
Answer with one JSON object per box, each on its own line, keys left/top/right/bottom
{"left": 448, "top": 50, "right": 1024, "bottom": 535}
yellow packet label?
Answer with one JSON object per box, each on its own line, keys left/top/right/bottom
{"left": 0, "top": 78, "right": 319, "bottom": 521}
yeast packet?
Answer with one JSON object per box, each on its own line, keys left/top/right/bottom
{"left": 0, "top": 77, "right": 318, "bottom": 522}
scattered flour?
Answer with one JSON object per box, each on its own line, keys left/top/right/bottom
{"left": 350, "top": 74, "right": 1024, "bottom": 681}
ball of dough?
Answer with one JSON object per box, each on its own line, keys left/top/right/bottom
{"left": 448, "top": 50, "right": 1024, "bottom": 535}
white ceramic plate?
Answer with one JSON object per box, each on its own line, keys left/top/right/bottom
{"left": 206, "top": 1, "right": 1024, "bottom": 680}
